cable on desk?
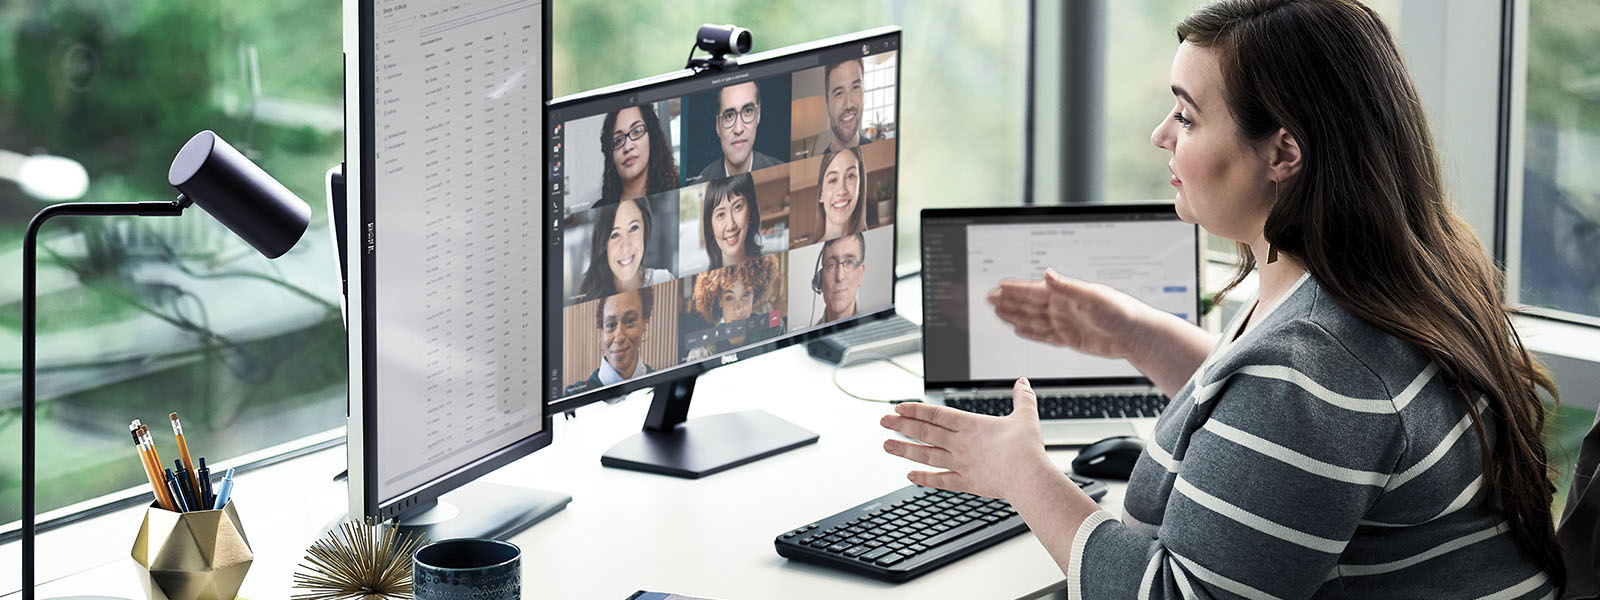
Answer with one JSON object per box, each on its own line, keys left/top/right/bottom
{"left": 832, "top": 352, "right": 923, "bottom": 403}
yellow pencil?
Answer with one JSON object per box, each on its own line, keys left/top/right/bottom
{"left": 131, "top": 421, "right": 175, "bottom": 511}
{"left": 139, "top": 425, "right": 165, "bottom": 484}
{"left": 170, "top": 412, "right": 201, "bottom": 494}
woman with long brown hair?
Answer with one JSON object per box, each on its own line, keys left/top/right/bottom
{"left": 812, "top": 146, "right": 867, "bottom": 243}
{"left": 881, "top": 0, "right": 1564, "bottom": 597}
{"left": 597, "top": 104, "right": 679, "bottom": 209}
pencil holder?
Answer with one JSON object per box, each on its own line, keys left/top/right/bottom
{"left": 130, "top": 500, "right": 253, "bottom": 600}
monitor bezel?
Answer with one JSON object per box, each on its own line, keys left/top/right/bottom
{"left": 346, "top": 0, "right": 555, "bottom": 522}
{"left": 918, "top": 202, "right": 1204, "bottom": 391}
{"left": 545, "top": 26, "right": 903, "bottom": 415}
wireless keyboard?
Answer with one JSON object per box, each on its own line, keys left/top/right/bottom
{"left": 945, "top": 393, "right": 1170, "bottom": 420}
{"left": 775, "top": 475, "right": 1107, "bottom": 582}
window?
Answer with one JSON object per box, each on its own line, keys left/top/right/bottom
{"left": 553, "top": 0, "right": 1029, "bottom": 269}
{"left": 0, "top": 2, "right": 344, "bottom": 527}
{"left": 862, "top": 52, "right": 898, "bottom": 143}
{"left": 1510, "top": 0, "right": 1600, "bottom": 322}
{"left": 1099, "top": 0, "right": 1401, "bottom": 259}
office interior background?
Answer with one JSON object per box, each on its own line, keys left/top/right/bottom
{"left": 0, "top": 0, "right": 1595, "bottom": 538}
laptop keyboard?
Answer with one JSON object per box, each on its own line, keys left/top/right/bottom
{"left": 944, "top": 392, "right": 1169, "bottom": 420}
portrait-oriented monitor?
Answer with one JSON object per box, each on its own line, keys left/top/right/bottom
{"left": 545, "top": 27, "right": 903, "bottom": 478}
{"left": 343, "top": 0, "right": 567, "bottom": 540}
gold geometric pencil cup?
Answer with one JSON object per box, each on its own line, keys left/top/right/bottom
{"left": 130, "top": 500, "right": 253, "bottom": 600}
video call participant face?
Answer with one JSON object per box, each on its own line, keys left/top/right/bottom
{"left": 817, "top": 147, "right": 865, "bottom": 242}
{"left": 693, "top": 257, "right": 776, "bottom": 348}
{"left": 607, "top": 199, "right": 648, "bottom": 289}
{"left": 578, "top": 197, "right": 655, "bottom": 299}
{"left": 716, "top": 82, "right": 762, "bottom": 174}
{"left": 611, "top": 107, "right": 651, "bottom": 189}
{"left": 824, "top": 59, "right": 865, "bottom": 153}
{"left": 817, "top": 233, "right": 866, "bottom": 322}
{"left": 600, "top": 105, "right": 677, "bottom": 205}
{"left": 596, "top": 288, "right": 652, "bottom": 379}
{"left": 702, "top": 173, "right": 761, "bottom": 269}
{"left": 719, "top": 280, "right": 756, "bottom": 323}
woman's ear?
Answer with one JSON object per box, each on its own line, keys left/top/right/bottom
{"left": 1261, "top": 128, "right": 1303, "bottom": 183}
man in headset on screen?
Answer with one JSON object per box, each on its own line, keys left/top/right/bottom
{"left": 811, "top": 232, "right": 866, "bottom": 327}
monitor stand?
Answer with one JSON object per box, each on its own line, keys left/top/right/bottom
{"left": 325, "top": 482, "right": 570, "bottom": 542}
{"left": 601, "top": 377, "right": 819, "bottom": 478}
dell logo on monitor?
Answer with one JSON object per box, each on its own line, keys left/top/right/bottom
{"left": 721, "top": 354, "right": 739, "bottom": 366}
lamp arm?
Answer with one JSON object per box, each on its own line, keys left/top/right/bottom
{"left": 20, "top": 197, "right": 186, "bottom": 600}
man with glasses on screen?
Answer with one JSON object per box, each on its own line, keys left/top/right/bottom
{"left": 811, "top": 233, "right": 866, "bottom": 326}
{"left": 698, "top": 81, "right": 782, "bottom": 181}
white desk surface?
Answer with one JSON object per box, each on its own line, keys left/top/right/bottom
{"left": 5, "top": 284, "right": 1128, "bottom": 600}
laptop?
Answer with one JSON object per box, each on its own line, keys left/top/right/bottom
{"left": 919, "top": 204, "right": 1201, "bottom": 446}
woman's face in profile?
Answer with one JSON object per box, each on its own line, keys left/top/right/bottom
{"left": 612, "top": 106, "right": 651, "bottom": 183}
{"left": 599, "top": 291, "right": 647, "bottom": 375}
{"left": 820, "top": 152, "right": 860, "bottom": 233}
{"left": 607, "top": 200, "right": 646, "bottom": 286}
{"left": 1150, "top": 42, "right": 1276, "bottom": 242}
{"left": 711, "top": 193, "right": 750, "bottom": 258}
{"left": 718, "top": 280, "right": 755, "bottom": 323}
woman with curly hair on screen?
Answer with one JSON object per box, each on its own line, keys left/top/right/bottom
{"left": 684, "top": 255, "right": 784, "bottom": 360}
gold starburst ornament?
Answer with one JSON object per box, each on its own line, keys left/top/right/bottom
{"left": 292, "top": 517, "right": 427, "bottom": 600}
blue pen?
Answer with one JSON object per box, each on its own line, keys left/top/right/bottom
{"left": 212, "top": 468, "right": 235, "bottom": 510}
{"left": 196, "top": 457, "right": 213, "bottom": 509}
{"left": 164, "top": 469, "right": 189, "bottom": 512}
{"left": 173, "top": 459, "right": 199, "bottom": 512}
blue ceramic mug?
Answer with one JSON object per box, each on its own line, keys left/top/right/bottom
{"left": 412, "top": 538, "right": 521, "bottom": 600}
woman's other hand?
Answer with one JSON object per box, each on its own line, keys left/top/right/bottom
{"left": 988, "top": 268, "right": 1154, "bottom": 360}
{"left": 881, "top": 378, "right": 1056, "bottom": 500}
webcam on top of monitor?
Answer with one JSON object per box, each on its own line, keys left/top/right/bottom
{"left": 687, "top": 23, "right": 751, "bottom": 73}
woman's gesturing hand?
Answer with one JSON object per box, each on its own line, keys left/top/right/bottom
{"left": 987, "top": 268, "right": 1152, "bottom": 361}
{"left": 880, "top": 378, "right": 1055, "bottom": 500}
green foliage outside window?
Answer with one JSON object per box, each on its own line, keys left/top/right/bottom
{"left": 0, "top": 1, "right": 345, "bottom": 525}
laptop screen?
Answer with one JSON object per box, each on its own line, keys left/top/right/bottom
{"left": 921, "top": 205, "right": 1201, "bottom": 389}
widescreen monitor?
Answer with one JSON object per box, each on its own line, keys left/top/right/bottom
{"left": 342, "top": 0, "right": 567, "bottom": 540}
{"left": 545, "top": 27, "right": 902, "bottom": 477}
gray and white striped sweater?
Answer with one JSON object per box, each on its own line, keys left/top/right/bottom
{"left": 1070, "top": 275, "right": 1556, "bottom": 599}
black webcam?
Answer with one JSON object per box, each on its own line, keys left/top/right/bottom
{"left": 687, "top": 24, "right": 752, "bottom": 73}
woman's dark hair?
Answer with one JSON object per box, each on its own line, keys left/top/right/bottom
{"left": 702, "top": 173, "right": 763, "bottom": 269}
{"left": 813, "top": 146, "right": 867, "bottom": 241}
{"left": 592, "top": 286, "right": 655, "bottom": 330}
{"left": 577, "top": 197, "right": 654, "bottom": 301}
{"left": 1179, "top": 0, "right": 1563, "bottom": 585}
{"left": 599, "top": 104, "right": 679, "bottom": 205}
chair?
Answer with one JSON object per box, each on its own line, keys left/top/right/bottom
{"left": 1559, "top": 409, "right": 1600, "bottom": 599}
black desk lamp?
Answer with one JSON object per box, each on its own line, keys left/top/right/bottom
{"left": 20, "top": 130, "right": 310, "bottom": 599}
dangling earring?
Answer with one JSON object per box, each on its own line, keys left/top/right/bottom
{"left": 1265, "top": 178, "right": 1280, "bottom": 264}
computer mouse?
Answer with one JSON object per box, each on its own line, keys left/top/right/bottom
{"left": 1071, "top": 436, "right": 1146, "bottom": 480}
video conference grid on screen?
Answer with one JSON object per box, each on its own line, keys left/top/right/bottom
{"left": 548, "top": 44, "right": 901, "bottom": 402}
